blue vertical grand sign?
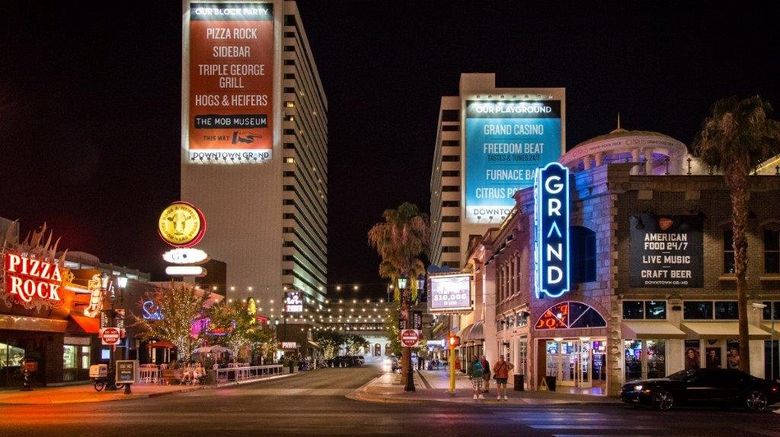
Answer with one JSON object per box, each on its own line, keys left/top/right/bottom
{"left": 535, "top": 162, "right": 570, "bottom": 299}
{"left": 464, "top": 100, "right": 562, "bottom": 224}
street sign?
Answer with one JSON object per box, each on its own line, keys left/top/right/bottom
{"left": 400, "top": 329, "right": 421, "bottom": 348}
{"left": 115, "top": 360, "right": 139, "bottom": 384}
{"left": 100, "top": 327, "right": 121, "bottom": 346}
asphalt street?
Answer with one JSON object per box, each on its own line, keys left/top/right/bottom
{"left": 0, "top": 366, "right": 778, "bottom": 437}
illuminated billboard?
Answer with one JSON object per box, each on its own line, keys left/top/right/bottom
{"left": 187, "top": 2, "right": 274, "bottom": 163}
{"left": 464, "top": 100, "right": 562, "bottom": 224}
{"left": 428, "top": 274, "right": 472, "bottom": 313}
{"left": 284, "top": 291, "right": 303, "bottom": 313}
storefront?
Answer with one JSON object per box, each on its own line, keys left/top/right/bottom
{"left": 458, "top": 127, "right": 780, "bottom": 397}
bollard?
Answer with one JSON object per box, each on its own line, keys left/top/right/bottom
{"left": 21, "top": 367, "right": 33, "bottom": 391}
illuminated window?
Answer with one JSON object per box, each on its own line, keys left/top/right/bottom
{"left": 284, "top": 157, "right": 295, "bottom": 164}
{"left": 80, "top": 346, "right": 90, "bottom": 369}
{"left": 63, "top": 345, "right": 77, "bottom": 369}
{"left": 285, "top": 101, "right": 295, "bottom": 108}
{"left": 535, "top": 301, "right": 606, "bottom": 329}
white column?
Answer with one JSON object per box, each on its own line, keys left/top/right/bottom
{"left": 644, "top": 149, "right": 653, "bottom": 175}
{"left": 483, "top": 261, "right": 498, "bottom": 365}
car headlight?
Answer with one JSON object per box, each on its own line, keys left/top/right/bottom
{"left": 634, "top": 385, "right": 643, "bottom": 391}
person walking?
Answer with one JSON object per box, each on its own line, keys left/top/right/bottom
{"left": 467, "top": 356, "right": 484, "bottom": 400}
{"left": 493, "top": 354, "right": 514, "bottom": 400}
{"left": 480, "top": 355, "right": 491, "bottom": 394}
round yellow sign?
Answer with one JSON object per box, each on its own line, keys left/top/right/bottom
{"left": 157, "top": 202, "right": 206, "bottom": 247}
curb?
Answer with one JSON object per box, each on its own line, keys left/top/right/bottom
{"left": 0, "top": 372, "right": 299, "bottom": 405}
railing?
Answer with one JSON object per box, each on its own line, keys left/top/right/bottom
{"left": 214, "top": 364, "right": 284, "bottom": 385}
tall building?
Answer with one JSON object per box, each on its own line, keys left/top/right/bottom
{"left": 180, "top": 0, "right": 327, "bottom": 315}
{"left": 430, "top": 73, "right": 565, "bottom": 269}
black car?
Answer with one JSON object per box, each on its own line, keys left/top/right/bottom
{"left": 620, "top": 368, "right": 780, "bottom": 412}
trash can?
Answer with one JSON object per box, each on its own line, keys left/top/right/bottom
{"left": 513, "top": 374, "right": 524, "bottom": 391}
{"left": 544, "top": 375, "right": 557, "bottom": 392}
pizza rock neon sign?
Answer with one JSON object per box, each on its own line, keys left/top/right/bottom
{"left": 534, "top": 162, "right": 570, "bottom": 299}
{"left": 3, "top": 252, "right": 64, "bottom": 303}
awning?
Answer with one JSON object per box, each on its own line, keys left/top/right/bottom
{"left": 457, "top": 323, "right": 473, "bottom": 338}
{"left": 681, "top": 322, "right": 771, "bottom": 340}
{"left": 148, "top": 340, "right": 175, "bottom": 349}
{"left": 621, "top": 321, "right": 686, "bottom": 339}
{"left": 466, "top": 320, "right": 484, "bottom": 341}
{"left": 761, "top": 323, "right": 780, "bottom": 337}
{"left": 67, "top": 314, "right": 101, "bottom": 335}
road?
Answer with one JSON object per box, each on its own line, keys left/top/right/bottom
{"left": 0, "top": 366, "right": 778, "bottom": 436}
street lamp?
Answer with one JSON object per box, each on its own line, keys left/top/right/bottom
{"left": 397, "top": 274, "right": 414, "bottom": 392}
{"left": 101, "top": 274, "right": 126, "bottom": 392}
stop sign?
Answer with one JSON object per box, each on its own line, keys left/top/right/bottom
{"left": 400, "top": 329, "right": 420, "bottom": 347}
{"left": 101, "top": 327, "right": 121, "bottom": 345}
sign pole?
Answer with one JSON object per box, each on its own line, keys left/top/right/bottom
{"left": 449, "top": 333, "right": 456, "bottom": 395}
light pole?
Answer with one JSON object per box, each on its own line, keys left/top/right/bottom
{"left": 397, "top": 275, "right": 414, "bottom": 392}
{"left": 102, "top": 274, "right": 126, "bottom": 391}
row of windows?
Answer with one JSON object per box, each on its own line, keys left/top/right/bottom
{"left": 441, "top": 110, "right": 459, "bottom": 122}
{"left": 723, "top": 228, "right": 780, "bottom": 274}
{"left": 441, "top": 140, "right": 459, "bottom": 147}
{"left": 442, "top": 216, "right": 460, "bottom": 223}
{"left": 442, "top": 155, "right": 460, "bottom": 162}
{"left": 622, "top": 300, "right": 741, "bottom": 320}
{"left": 441, "top": 246, "right": 460, "bottom": 253}
{"left": 441, "top": 231, "right": 460, "bottom": 238}
{"left": 442, "top": 200, "right": 459, "bottom": 207}
{"left": 442, "top": 125, "right": 459, "bottom": 132}
{"left": 442, "top": 186, "right": 459, "bottom": 192}
{"left": 497, "top": 312, "right": 529, "bottom": 331}
{"left": 442, "top": 170, "right": 459, "bottom": 177}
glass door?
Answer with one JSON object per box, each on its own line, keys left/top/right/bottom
{"left": 578, "top": 340, "right": 592, "bottom": 388}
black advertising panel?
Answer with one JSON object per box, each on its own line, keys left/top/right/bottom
{"left": 629, "top": 214, "right": 703, "bottom": 288}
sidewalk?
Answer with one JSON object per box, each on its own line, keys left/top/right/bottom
{"left": 0, "top": 372, "right": 297, "bottom": 405}
{"left": 347, "top": 369, "right": 621, "bottom": 406}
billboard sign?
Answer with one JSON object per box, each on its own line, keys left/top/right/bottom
{"left": 187, "top": 2, "right": 274, "bottom": 163}
{"left": 464, "top": 99, "right": 562, "bottom": 224}
{"left": 428, "top": 274, "right": 472, "bottom": 313}
{"left": 284, "top": 291, "right": 303, "bottom": 313}
{"left": 535, "top": 162, "right": 570, "bottom": 299}
{"left": 629, "top": 214, "right": 703, "bottom": 288}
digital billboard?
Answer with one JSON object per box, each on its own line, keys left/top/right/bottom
{"left": 465, "top": 100, "right": 562, "bottom": 224}
{"left": 284, "top": 291, "right": 303, "bottom": 313}
{"left": 428, "top": 274, "right": 472, "bottom": 313}
{"left": 187, "top": 2, "right": 274, "bottom": 163}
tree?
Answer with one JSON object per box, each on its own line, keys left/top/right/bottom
{"left": 693, "top": 95, "right": 780, "bottom": 373}
{"left": 313, "top": 330, "right": 345, "bottom": 359}
{"left": 382, "top": 301, "right": 402, "bottom": 358}
{"left": 133, "top": 282, "right": 209, "bottom": 364}
{"left": 205, "top": 300, "right": 255, "bottom": 363}
{"left": 368, "top": 202, "right": 430, "bottom": 389}
{"left": 344, "top": 334, "right": 370, "bottom": 355}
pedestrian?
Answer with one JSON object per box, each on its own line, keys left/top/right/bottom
{"left": 467, "top": 356, "right": 484, "bottom": 400}
{"left": 493, "top": 354, "right": 514, "bottom": 400}
{"left": 480, "top": 355, "right": 491, "bottom": 394}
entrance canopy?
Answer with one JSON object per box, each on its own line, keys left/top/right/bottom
{"left": 681, "top": 322, "right": 770, "bottom": 340}
{"left": 621, "top": 321, "right": 686, "bottom": 339}
{"left": 466, "top": 320, "right": 484, "bottom": 341}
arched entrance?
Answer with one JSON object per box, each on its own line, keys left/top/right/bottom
{"left": 535, "top": 301, "right": 607, "bottom": 395}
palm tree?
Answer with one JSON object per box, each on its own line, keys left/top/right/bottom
{"left": 368, "top": 202, "right": 430, "bottom": 390}
{"left": 693, "top": 95, "right": 780, "bottom": 373}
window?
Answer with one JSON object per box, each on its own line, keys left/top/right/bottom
{"left": 284, "top": 87, "right": 295, "bottom": 93}
{"left": 442, "top": 216, "right": 460, "bottom": 223}
{"left": 622, "top": 301, "right": 644, "bottom": 319}
{"left": 714, "top": 301, "right": 738, "bottom": 320}
{"left": 80, "top": 346, "right": 90, "bottom": 369}
{"left": 63, "top": 345, "right": 77, "bottom": 369}
{"left": 572, "top": 226, "right": 596, "bottom": 282}
{"left": 762, "top": 301, "right": 780, "bottom": 320}
{"left": 646, "top": 301, "right": 667, "bottom": 319}
{"left": 684, "top": 301, "right": 713, "bottom": 319}
{"left": 764, "top": 228, "right": 780, "bottom": 273}
{"left": 284, "top": 59, "right": 295, "bottom": 65}
{"left": 442, "top": 140, "right": 459, "bottom": 147}
{"left": 284, "top": 73, "right": 295, "bottom": 79}
{"left": 442, "top": 171, "right": 460, "bottom": 177}
{"left": 535, "top": 301, "right": 606, "bottom": 329}
{"left": 442, "top": 186, "right": 459, "bottom": 192}
{"left": 442, "top": 125, "right": 459, "bottom": 131}
{"left": 284, "top": 31, "right": 295, "bottom": 37}
{"left": 442, "top": 155, "right": 460, "bottom": 162}
{"left": 284, "top": 45, "right": 295, "bottom": 52}
{"left": 442, "top": 200, "right": 459, "bottom": 207}
{"left": 441, "top": 246, "right": 460, "bottom": 253}
{"left": 441, "top": 110, "right": 459, "bottom": 122}
{"left": 724, "top": 228, "right": 735, "bottom": 274}
{"left": 441, "top": 231, "right": 460, "bottom": 238}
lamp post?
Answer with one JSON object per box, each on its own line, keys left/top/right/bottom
{"left": 101, "top": 274, "right": 126, "bottom": 391}
{"left": 397, "top": 274, "right": 415, "bottom": 392}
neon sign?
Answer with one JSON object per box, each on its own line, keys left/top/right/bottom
{"left": 3, "top": 252, "right": 64, "bottom": 304}
{"left": 535, "top": 162, "right": 570, "bottom": 298}
{"left": 142, "top": 300, "right": 163, "bottom": 320}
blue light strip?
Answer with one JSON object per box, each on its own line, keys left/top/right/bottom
{"left": 535, "top": 162, "right": 570, "bottom": 299}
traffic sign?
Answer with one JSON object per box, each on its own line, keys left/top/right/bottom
{"left": 400, "top": 329, "right": 420, "bottom": 347}
{"left": 100, "top": 327, "right": 121, "bottom": 346}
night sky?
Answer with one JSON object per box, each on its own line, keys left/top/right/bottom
{"left": 1, "top": 1, "right": 778, "bottom": 299}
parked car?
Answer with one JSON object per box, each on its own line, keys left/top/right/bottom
{"left": 620, "top": 368, "right": 780, "bottom": 412}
